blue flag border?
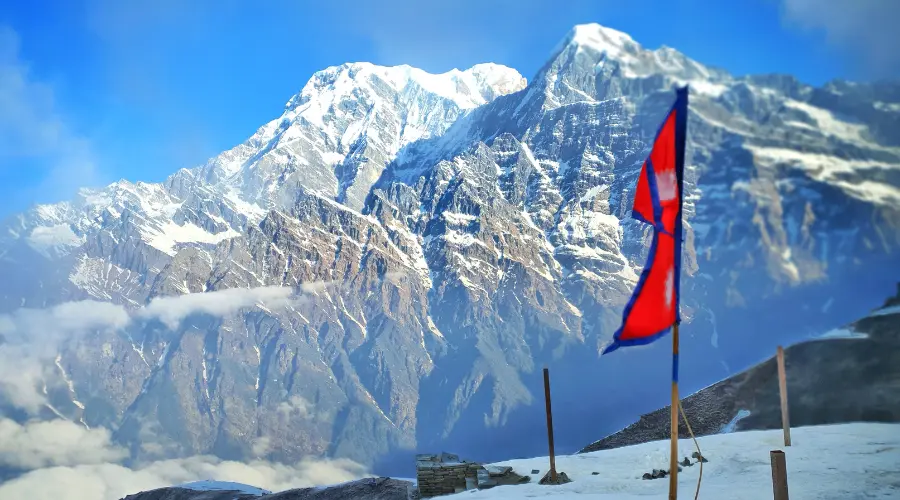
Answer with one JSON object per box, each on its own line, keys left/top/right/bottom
{"left": 602, "top": 86, "right": 688, "bottom": 355}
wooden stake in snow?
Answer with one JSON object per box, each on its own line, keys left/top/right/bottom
{"left": 776, "top": 346, "right": 792, "bottom": 447}
{"left": 543, "top": 366, "right": 557, "bottom": 483}
{"left": 770, "top": 450, "right": 790, "bottom": 500}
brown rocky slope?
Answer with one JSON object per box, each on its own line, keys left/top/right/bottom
{"left": 580, "top": 283, "right": 900, "bottom": 453}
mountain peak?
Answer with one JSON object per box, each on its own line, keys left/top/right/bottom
{"left": 567, "top": 23, "right": 639, "bottom": 55}
{"left": 543, "top": 22, "right": 723, "bottom": 89}
{"left": 286, "top": 62, "right": 525, "bottom": 113}
{"left": 185, "top": 60, "right": 527, "bottom": 212}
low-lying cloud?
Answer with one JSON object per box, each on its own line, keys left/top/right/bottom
{"left": 138, "top": 285, "right": 295, "bottom": 329}
{"left": 0, "top": 418, "right": 127, "bottom": 469}
{"left": 0, "top": 285, "right": 297, "bottom": 414}
{"left": 0, "top": 300, "right": 130, "bottom": 349}
{"left": 0, "top": 299, "right": 134, "bottom": 412}
{"left": 0, "top": 286, "right": 294, "bottom": 344}
{"left": 0, "top": 283, "right": 369, "bottom": 499}
{"left": 277, "top": 395, "right": 313, "bottom": 422}
{"left": 0, "top": 418, "right": 368, "bottom": 500}
{"left": 0, "top": 458, "right": 368, "bottom": 500}
{"left": 0, "top": 345, "right": 53, "bottom": 413}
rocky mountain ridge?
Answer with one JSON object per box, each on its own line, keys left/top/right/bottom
{"left": 119, "top": 478, "right": 412, "bottom": 500}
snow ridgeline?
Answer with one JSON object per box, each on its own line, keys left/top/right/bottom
{"left": 180, "top": 480, "right": 271, "bottom": 495}
{"left": 173, "top": 422, "right": 898, "bottom": 499}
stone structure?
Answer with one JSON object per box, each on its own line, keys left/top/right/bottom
{"left": 415, "top": 452, "right": 482, "bottom": 497}
{"left": 414, "top": 453, "right": 533, "bottom": 497}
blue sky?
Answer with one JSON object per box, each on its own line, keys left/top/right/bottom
{"left": 0, "top": 0, "right": 897, "bottom": 217}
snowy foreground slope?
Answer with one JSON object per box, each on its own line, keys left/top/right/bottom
{"left": 121, "top": 423, "right": 900, "bottom": 500}
{"left": 475, "top": 423, "right": 900, "bottom": 500}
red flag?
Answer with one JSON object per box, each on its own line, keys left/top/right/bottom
{"left": 603, "top": 87, "right": 688, "bottom": 354}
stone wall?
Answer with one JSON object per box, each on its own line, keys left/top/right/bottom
{"left": 415, "top": 453, "right": 481, "bottom": 497}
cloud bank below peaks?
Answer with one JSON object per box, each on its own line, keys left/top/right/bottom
{"left": 0, "top": 417, "right": 369, "bottom": 500}
{"left": 0, "top": 285, "right": 296, "bottom": 341}
{"left": 0, "top": 285, "right": 297, "bottom": 414}
{"left": 137, "top": 285, "right": 295, "bottom": 329}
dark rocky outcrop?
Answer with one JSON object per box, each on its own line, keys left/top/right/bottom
{"left": 121, "top": 488, "right": 261, "bottom": 500}
{"left": 581, "top": 285, "right": 900, "bottom": 454}
{"left": 264, "top": 478, "right": 412, "bottom": 500}
{"left": 121, "top": 478, "right": 413, "bottom": 500}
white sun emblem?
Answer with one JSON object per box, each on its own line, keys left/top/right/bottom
{"left": 665, "top": 268, "right": 675, "bottom": 308}
{"left": 656, "top": 169, "right": 678, "bottom": 202}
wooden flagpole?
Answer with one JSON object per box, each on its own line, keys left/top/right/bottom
{"left": 776, "top": 346, "right": 792, "bottom": 446}
{"left": 543, "top": 367, "right": 558, "bottom": 483}
{"left": 668, "top": 322, "right": 680, "bottom": 499}
{"left": 668, "top": 85, "right": 688, "bottom": 500}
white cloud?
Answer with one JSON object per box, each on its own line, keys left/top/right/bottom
{"left": 780, "top": 0, "right": 900, "bottom": 75}
{"left": 138, "top": 286, "right": 295, "bottom": 329}
{"left": 0, "top": 418, "right": 127, "bottom": 470}
{"left": 250, "top": 436, "right": 272, "bottom": 458}
{"left": 0, "top": 348, "right": 53, "bottom": 414}
{"left": 0, "top": 300, "right": 131, "bottom": 414}
{"left": 0, "top": 287, "right": 297, "bottom": 343}
{"left": 276, "top": 395, "right": 313, "bottom": 422}
{"left": 0, "top": 418, "right": 368, "bottom": 500}
{"left": 0, "top": 283, "right": 348, "bottom": 497}
{"left": 0, "top": 300, "right": 131, "bottom": 343}
{"left": 0, "top": 457, "right": 368, "bottom": 500}
{"left": 0, "top": 286, "right": 296, "bottom": 414}
{"left": 0, "top": 26, "right": 101, "bottom": 206}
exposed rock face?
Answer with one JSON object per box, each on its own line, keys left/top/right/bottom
{"left": 262, "top": 478, "right": 413, "bottom": 500}
{"left": 121, "top": 488, "right": 261, "bottom": 500}
{"left": 579, "top": 284, "right": 900, "bottom": 454}
{"left": 1, "top": 23, "right": 899, "bottom": 471}
{"left": 120, "top": 478, "right": 413, "bottom": 500}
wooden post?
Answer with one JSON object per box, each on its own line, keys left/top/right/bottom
{"left": 776, "top": 346, "right": 792, "bottom": 447}
{"left": 668, "top": 323, "right": 680, "bottom": 500}
{"left": 770, "top": 450, "right": 789, "bottom": 500}
{"left": 543, "top": 367, "right": 557, "bottom": 483}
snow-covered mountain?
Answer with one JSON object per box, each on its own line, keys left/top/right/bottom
{"left": 1, "top": 23, "right": 898, "bottom": 472}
